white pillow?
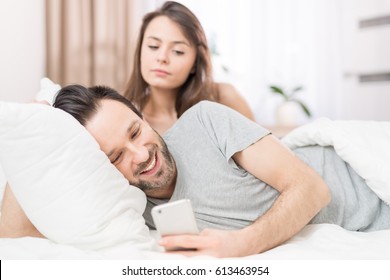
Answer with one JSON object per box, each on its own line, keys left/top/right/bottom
{"left": 35, "top": 77, "right": 61, "bottom": 105}
{"left": 0, "top": 101, "right": 156, "bottom": 251}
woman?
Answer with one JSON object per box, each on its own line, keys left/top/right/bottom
{"left": 124, "top": 1, "right": 255, "bottom": 135}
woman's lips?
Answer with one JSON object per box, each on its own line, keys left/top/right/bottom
{"left": 152, "top": 69, "right": 170, "bottom": 76}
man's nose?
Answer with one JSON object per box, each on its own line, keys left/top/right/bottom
{"left": 128, "top": 145, "right": 149, "bottom": 165}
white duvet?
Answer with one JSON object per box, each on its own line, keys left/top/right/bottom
{"left": 1, "top": 224, "right": 389, "bottom": 259}
{"left": 282, "top": 118, "right": 390, "bottom": 206}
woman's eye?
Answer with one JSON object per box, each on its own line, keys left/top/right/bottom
{"left": 148, "top": 45, "right": 158, "bottom": 50}
{"left": 173, "top": 50, "right": 184, "bottom": 55}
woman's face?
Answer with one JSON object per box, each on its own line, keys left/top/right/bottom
{"left": 140, "top": 16, "right": 197, "bottom": 92}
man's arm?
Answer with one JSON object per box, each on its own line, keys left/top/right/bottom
{"left": 158, "top": 135, "right": 331, "bottom": 257}
{"left": 0, "top": 184, "right": 44, "bottom": 238}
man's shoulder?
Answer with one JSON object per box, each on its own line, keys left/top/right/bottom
{"left": 198, "top": 100, "right": 230, "bottom": 110}
{"left": 165, "top": 101, "right": 228, "bottom": 138}
{"left": 183, "top": 101, "right": 231, "bottom": 119}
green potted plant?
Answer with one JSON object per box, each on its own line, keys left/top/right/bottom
{"left": 270, "top": 85, "right": 312, "bottom": 126}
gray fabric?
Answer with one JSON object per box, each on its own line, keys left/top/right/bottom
{"left": 143, "top": 101, "right": 390, "bottom": 232}
{"left": 295, "top": 145, "right": 390, "bottom": 231}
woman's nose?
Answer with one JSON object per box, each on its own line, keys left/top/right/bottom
{"left": 157, "top": 48, "right": 169, "bottom": 64}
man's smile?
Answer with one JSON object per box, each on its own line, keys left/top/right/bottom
{"left": 139, "top": 151, "right": 160, "bottom": 177}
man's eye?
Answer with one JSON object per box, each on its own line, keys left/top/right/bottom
{"left": 131, "top": 128, "right": 141, "bottom": 139}
{"left": 111, "top": 152, "right": 122, "bottom": 164}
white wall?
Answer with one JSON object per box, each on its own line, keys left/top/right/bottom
{"left": 172, "top": 0, "right": 346, "bottom": 125}
{"left": 0, "top": 0, "right": 45, "bottom": 102}
{"left": 171, "top": 0, "right": 390, "bottom": 124}
{"left": 1, "top": 0, "right": 388, "bottom": 121}
{"left": 340, "top": 0, "right": 390, "bottom": 120}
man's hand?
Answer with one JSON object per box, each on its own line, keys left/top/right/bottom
{"left": 158, "top": 228, "right": 254, "bottom": 258}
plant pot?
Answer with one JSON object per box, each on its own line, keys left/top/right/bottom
{"left": 275, "top": 101, "right": 302, "bottom": 126}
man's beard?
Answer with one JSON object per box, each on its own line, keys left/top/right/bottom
{"left": 129, "top": 134, "right": 176, "bottom": 193}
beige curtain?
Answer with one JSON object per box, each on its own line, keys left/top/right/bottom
{"left": 45, "top": 0, "right": 147, "bottom": 92}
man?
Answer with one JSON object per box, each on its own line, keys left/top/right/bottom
{"left": 3, "top": 85, "right": 390, "bottom": 257}
{"left": 53, "top": 84, "right": 390, "bottom": 257}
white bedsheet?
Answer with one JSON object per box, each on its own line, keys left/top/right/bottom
{"left": 1, "top": 225, "right": 390, "bottom": 260}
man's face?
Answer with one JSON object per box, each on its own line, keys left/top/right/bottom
{"left": 85, "top": 99, "right": 176, "bottom": 198}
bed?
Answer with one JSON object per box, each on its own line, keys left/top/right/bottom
{"left": 1, "top": 222, "right": 390, "bottom": 260}
{"left": 1, "top": 80, "right": 390, "bottom": 261}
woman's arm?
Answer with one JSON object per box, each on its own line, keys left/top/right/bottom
{"left": 0, "top": 184, "right": 44, "bottom": 238}
{"left": 217, "top": 83, "right": 256, "bottom": 121}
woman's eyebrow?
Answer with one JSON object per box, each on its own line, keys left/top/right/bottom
{"left": 146, "top": 36, "right": 190, "bottom": 46}
{"left": 146, "top": 36, "right": 161, "bottom": 42}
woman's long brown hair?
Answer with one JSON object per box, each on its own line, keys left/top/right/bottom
{"left": 123, "top": 1, "right": 219, "bottom": 117}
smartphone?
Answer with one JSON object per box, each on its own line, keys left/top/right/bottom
{"left": 151, "top": 199, "right": 199, "bottom": 236}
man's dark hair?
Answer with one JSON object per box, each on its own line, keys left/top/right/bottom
{"left": 53, "top": 84, "right": 143, "bottom": 126}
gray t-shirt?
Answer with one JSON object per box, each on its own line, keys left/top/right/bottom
{"left": 144, "top": 101, "right": 390, "bottom": 232}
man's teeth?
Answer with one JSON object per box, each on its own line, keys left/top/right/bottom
{"left": 141, "top": 155, "right": 156, "bottom": 173}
